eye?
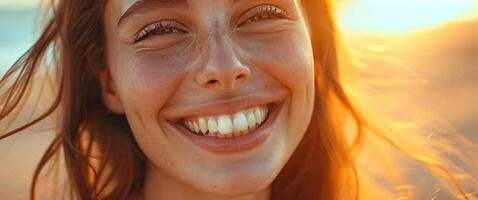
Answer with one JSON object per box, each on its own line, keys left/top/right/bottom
{"left": 135, "top": 20, "right": 188, "bottom": 43}
{"left": 237, "top": 4, "right": 290, "bottom": 27}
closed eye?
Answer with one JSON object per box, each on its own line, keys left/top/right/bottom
{"left": 135, "top": 19, "right": 188, "bottom": 43}
{"left": 237, "top": 4, "right": 290, "bottom": 28}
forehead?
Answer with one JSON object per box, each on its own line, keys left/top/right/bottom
{"left": 116, "top": 0, "right": 191, "bottom": 25}
{"left": 109, "top": 0, "right": 300, "bottom": 28}
{"left": 119, "top": 0, "right": 187, "bottom": 13}
{"left": 115, "top": 0, "right": 296, "bottom": 14}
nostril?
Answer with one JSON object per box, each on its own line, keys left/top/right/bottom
{"left": 236, "top": 74, "right": 246, "bottom": 81}
{"left": 206, "top": 79, "right": 219, "bottom": 86}
{"left": 198, "top": 66, "right": 250, "bottom": 88}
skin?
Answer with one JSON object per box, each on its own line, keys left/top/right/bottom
{"left": 100, "top": 0, "right": 315, "bottom": 199}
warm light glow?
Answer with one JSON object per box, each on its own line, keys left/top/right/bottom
{"left": 336, "top": 0, "right": 478, "bottom": 34}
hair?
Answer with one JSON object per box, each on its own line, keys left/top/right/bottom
{"left": 1, "top": 0, "right": 477, "bottom": 199}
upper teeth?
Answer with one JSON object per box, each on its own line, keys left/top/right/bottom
{"left": 182, "top": 106, "right": 269, "bottom": 138}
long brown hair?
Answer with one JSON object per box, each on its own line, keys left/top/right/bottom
{"left": 1, "top": 0, "right": 476, "bottom": 199}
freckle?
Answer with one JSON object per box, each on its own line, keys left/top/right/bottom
{"left": 170, "top": 162, "right": 175, "bottom": 166}
{"left": 213, "top": 185, "right": 216, "bottom": 189}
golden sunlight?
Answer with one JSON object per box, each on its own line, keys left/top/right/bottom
{"left": 335, "top": 0, "right": 478, "bottom": 34}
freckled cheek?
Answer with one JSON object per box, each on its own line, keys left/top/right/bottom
{"left": 116, "top": 53, "right": 190, "bottom": 120}
{"left": 274, "top": 46, "right": 314, "bottom": 90}
{"left": 247, "top": 35, "right": 314, "bottom": 92}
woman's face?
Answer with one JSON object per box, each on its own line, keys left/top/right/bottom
{"left": 102, "top": 0, "right": 315, "bottom": 196}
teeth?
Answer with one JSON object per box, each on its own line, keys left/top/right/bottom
{"left": 254, "top": 108, "right": 262, "bottom": 125}
{"left": 233, "top": 112, "right": 248, "bottom": 132}
{"left": 218, "top": 115, "right": 233, "bottom": 135}
{"left": 246, "top": 112, "right": 256, "bottom": 129}
{"left": 193, "top": 121, "right": 200, "bottom": 133}
{"left": 198, "top": 117, "right": 207, "bottom": 134}
{"left": 187, "top": 121, "right": 194, "bottom": 131}
{"left": 207, "top": 118, "right": 218, "bottom": 133}
{"left": 181, "top": 105, "right": 270, "bottom": 138}
{"left": 260, "top": 109, "right": 265, "bottom": 123}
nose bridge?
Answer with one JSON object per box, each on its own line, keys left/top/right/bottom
{"left": 208, "top": 23, "right": 237, "bottom": 70}
{"left": 195, "top": 20, "right": 251, "bottom": 90}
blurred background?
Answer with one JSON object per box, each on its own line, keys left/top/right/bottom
{"left": 334, "top": 0, "right": 478, "bottom": 143}
{"left": 0, "top": 0, "right": 477, "bottom": 199}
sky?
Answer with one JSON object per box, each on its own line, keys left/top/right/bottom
{"left": 0, "top": 0, "right": 39, "bottom": 8}
{"left": 335, "top": 0, "right": 478, "bottom": 34}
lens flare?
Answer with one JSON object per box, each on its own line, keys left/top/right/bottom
{"left": 336, "top": 0, "right": 478, "bottom": 34}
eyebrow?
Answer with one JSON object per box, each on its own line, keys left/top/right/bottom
{"left": 117, "top": 0, "right": 188, "bottom": 27}
{"left": 117, "top": 0, "right": 254, "bottom": 28}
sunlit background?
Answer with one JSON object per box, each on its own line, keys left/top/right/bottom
{"left": 336, "top": 0, "right": 478, "bottom": 34}
{"left": 1, "top": 0, "right": 477, "bottom": 199}
{"left": 334, "top": 0, "right": 478, "bottom": 143}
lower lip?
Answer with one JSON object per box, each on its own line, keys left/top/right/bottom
{"left": 168, "top": 102, "right": 282, "bottom": 154}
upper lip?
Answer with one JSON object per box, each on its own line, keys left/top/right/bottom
{"left": 164, "top": 92, "right": 286, "bottom": 122}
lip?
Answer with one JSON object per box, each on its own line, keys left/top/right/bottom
{"left": 164, "top": 93, "right": 286, "bottom": 121}
{"left": 167, "top": 101, "right": 284, "bottom": 153}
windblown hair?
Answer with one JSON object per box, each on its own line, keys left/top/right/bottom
{"left": 0, "top": 0, "right": 476, "bottom": 199}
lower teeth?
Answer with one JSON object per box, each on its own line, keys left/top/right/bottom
{"left": 188, "top": 126, "right": 260, "bottom": 138}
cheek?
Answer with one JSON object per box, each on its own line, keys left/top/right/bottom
{"left": 242, "top": 31, "right": 314, "bottom": 94}
{"left": 111, "top": 49, "right": 194, "bottom": 124}
{"left": 108, "top": 49, "right": 197, "bottom": 170}
{"left": 242, "top": 30, "right": 315, "bottom": 143}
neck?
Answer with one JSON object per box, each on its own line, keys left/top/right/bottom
{"left": 136, "top": 164, "right": 271, "bottom": 200}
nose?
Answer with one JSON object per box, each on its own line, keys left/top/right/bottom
{"left": 195, "top": 38, "right": 251, "bottom": 90}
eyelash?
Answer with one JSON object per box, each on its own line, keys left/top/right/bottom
{"left": 238, "top": 4, "right": 290, "bottom": 27}
{"left": 134, "top": 4, "right": 289, "bottom": 43}
{"left": 135, "top": 20, "right": 187, "bottom": 42}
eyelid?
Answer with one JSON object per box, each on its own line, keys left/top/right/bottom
{"left": 237, "top": 4, "right": 291, "bottom": 27}
{"left": 134, "top": 19, "right": 189, "bottom": 42}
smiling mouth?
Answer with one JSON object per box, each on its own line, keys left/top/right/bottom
{"left": 167, "top": 100, "right": 283, "bottom": 153}
{"left": 178, "top": 104, "right": 270, "bottom": 138}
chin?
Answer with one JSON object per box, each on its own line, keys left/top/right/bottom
{"left": 199, "top": 172, "right": 274, "bottom": 197}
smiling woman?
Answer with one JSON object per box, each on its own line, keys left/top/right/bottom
{"left": 99, "top": 0, "right": 317, "bottom": 198}
{"left": 0, "top": 0, "right": 477, "bottom": 200}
